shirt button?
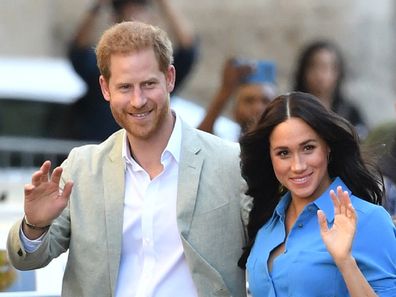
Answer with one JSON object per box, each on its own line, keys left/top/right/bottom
{"left": 298, "top": 223, "right": 303, "bottom": 228}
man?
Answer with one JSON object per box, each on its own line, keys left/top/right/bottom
{"left": 198, "top": 58, "right": 277, "bottom": 141}
{"left": 7, "top": 22, "right": 247, "bottom": 297}
{"left": 66, "top": 0, "right": 198, "bottom": 141}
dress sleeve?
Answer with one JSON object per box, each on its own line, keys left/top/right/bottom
{"left": 353, "top": 205, "right": 396, "bottom": 296}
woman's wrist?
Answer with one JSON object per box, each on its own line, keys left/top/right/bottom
{"left": 334, "top": 254, "right": 356, "bottom": 273}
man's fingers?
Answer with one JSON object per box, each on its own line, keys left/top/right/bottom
{"left": 39, "top": 161, "right": 51, "bottom": 183}
{"left": 50, "top": 167, "right": 64, "bottom": 185}
{"left": 24, "top": 184, "right": 35, "bottom": 196}
{"left": 31, "top": 171, "right": 44, "bottom": 187}
{"left": 31, "top": 161, "right": 52, "bottom": 186}
{"left": 61, "top": 181, "right": 73, "bottom": 200}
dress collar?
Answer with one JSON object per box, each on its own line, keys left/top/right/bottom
{"left": 274, "top": 177, "right": 350, "bottom": 222}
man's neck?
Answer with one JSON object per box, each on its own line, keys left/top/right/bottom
{"left": 128, "top": 114, "right": 175, "bottom": 179}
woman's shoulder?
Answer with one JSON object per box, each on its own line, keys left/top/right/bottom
{"left": 351, "top": 195, "right": 395, "bottom": 232}
{"left": 351, "top": 195, "right": 388, "bottom": 216}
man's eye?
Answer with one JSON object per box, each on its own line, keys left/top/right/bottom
{"left": 143, "top": 81, "right": 155, "bottom": 88}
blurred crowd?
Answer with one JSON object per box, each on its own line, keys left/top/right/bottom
{"left": 1, "top": 0, "right": 395, "bottom": 220}
{"left": 1, "top": 1, "right": 396, "bottom": 295}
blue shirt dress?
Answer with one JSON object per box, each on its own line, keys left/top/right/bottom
{"left": 247, "top": 177, "right": 396, "bottom": 296}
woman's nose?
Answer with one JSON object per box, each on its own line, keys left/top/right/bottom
{"left": 291, "top": 154, "right": 307, "bottom": 172}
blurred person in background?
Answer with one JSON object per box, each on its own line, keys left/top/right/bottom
{"left": 198, "top": 58, "right": 277, "bottom": 141}
{"left": 66, "top": 0, "right": 198, "bottom": 141}
{"left": 292, "top": 40, "right": 368, "bottom": 139}
{"left": 379, "top": 139, "right": 396, "bottom": 222}
{"left": 364, "top": 102, "right": 396, "bottom": 222}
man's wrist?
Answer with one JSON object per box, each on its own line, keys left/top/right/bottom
{"left": 22, "top": 215, "right": 51, "bottom": 231}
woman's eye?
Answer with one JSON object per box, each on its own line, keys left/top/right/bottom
{"left": 304, "top": 144, "right": 315, "bottom": 151}
{"left": 277, "top": 150, "right": 288, "bottom": 157}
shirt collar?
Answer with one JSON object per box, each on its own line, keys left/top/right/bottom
{"left": 162, "top": 111, "right": 181, "bottom": 164}
{"left": 122, "top": 111, "right": 182, "bottom": 168}
{"left": 273, "top": 177, "right": 350, "bottom": 222}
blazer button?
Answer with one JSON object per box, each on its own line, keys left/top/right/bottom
{"left": 17, "top": 249, "right": 23, "bottom": 256}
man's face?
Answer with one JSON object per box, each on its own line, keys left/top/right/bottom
{"left": 99, "top": 48, "right": 175, "bottom": 142}
{"left": 233, "top": 84, "right": 272, "bottom": 131}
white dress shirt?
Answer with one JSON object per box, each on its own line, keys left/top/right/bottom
{"left": 21, "top": 113, "right": 198, "bottom": 297}
{"left": 115, "top": 113, "right": 198, "bottom": 297}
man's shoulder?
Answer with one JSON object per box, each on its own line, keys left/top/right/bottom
{"left": 68, "top": 129, "right": 124, "bottom": 159}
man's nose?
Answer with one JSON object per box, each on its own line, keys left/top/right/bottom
{"left": 130, "top": 87, "right": 147, "bottom": 108}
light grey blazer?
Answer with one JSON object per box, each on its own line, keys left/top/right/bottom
{"left": 7, "top": 121, "right": 248, "bottom": 297}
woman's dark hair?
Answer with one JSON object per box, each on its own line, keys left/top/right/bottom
{"left": 238, "top": 91, "right": 383, "bottom": 268}
{"left": 293, "top": 40, "right": 345, "bottom": 109}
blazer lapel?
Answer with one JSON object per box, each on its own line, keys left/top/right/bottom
{"left": 177, "top": 122, "right": 203, "bottom": 238}
{"left": 103, "top": 132, "right": 126, "bottom": 294}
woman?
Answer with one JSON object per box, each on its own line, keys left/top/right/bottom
{"left": 293, "top": 40, "right": 368, "bottom": 139}
{"left": 239, "top": 92, "right": 396, "bottom": 296}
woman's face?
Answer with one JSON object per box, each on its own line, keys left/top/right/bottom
{"left": 269, "top": 117, "right": 331, "bottom": 203}
{"left": 304, "top": 48, "right": 339, "bottom": 100}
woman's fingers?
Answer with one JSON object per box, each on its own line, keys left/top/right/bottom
{"left": 317, "top": 209, "right": 329, "bottom": 233}
{"left": 329, "top": 189, "right": 340, "bottom": 214}
{"left": 329, "top": 186, "right": 356, "bottom": 223}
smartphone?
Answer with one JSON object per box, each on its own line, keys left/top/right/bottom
{"left": 237, "top": 59, "right": 276, "bottom": 84}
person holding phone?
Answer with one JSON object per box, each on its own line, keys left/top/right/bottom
{"left": 198, "top": 58, "right": 277, "bottom": 141}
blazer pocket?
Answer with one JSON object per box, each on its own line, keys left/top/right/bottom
{"left": 193, "top": 200, "right": 230, "bottom": 216}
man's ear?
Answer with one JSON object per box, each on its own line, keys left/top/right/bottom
{"left": 166, "top": 65, "right": 176, "bottom": 93}
{"left": 99, "top": 75, "right": 111, "bottom": 102}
